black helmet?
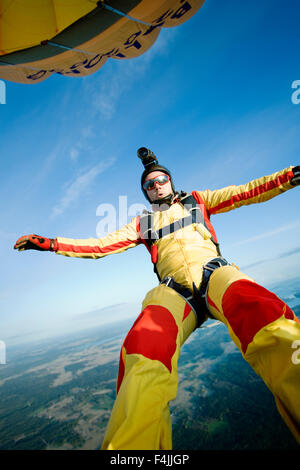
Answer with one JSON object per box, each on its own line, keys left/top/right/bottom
{"left": 137, "top": 147, "right": 175, "bottom": 203}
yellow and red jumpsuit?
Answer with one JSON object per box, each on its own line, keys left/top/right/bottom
{"left": 54, "top": 166, "right": 300, "bottom": 449}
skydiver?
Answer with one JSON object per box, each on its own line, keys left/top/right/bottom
{"left": 14, "top": 148, "right": 300, "bottom": 450}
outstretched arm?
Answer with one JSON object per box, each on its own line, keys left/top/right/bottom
{"left": 14, "top": 218, "right": 141, "bottom": 259}
{"left": 198, "top": 166, "right": 299, "bottom": 216}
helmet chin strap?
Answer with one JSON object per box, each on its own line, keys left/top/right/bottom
{"left": 151, "top": 192, "right": 176, "bottom": 207}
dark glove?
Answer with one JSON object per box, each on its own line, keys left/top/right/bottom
{"left": 290, "top": 166, "right": 300, "bottom": 186}
{"left": 14, "top": 234, "right": 57, "bottom": 252}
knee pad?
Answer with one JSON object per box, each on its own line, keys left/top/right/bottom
{"left": 117, "top": 305, "right": 178, "bottom": 392}
{"left": 222, "top": 279, "right": 295, "bottom": 354}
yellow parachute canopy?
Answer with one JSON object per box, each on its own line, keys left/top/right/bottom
{"left": 0, "top": 0, "right": 205, "bottom": 84}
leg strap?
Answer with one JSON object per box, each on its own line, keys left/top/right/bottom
{"left": 193, "top": 257, "right": 232, "bottom": 320}
{"left": 160, "top": 276, "right": 204, "bottom": 327}
{"left": 161, "top": 257, "right": 232, "bottom": 326}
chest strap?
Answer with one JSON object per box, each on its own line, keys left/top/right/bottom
{"left": 140, "top": 205, "right": 203, "bottom": 243}
{"left": 139, "top": 193, "right": 221, "bottom": 264}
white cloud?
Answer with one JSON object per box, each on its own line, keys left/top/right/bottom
{"left": 81, "top": 126, "right": 95, "bottom": 138}
{"left": 230, "top": 221, "right": 300, "bottom": 247}
{"left": 83, "top": 27, "right": 179, "bottom": 121}
{"left": 68, "top": 126, "right": 97, "bottom": 161}
{"left": 52, "top": 158, "right": 115, "bottom": 217}
{"left": 244, "top": 252, "right": 300, "bottom": 287}
{"left": 91, "top": 69, "right": 128, "bottom": 120}
{"left": 70, "top": 147, "right": 79, "bottom": 161}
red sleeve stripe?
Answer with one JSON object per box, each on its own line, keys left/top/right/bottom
{"left": 57, "top": 239, "right": 140, "bottom": 254}
{"left": 208, "top": 170, "right": 294, "bottom": 215}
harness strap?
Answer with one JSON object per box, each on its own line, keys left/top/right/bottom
{"left": 161, "top": 276, "right": 204, "bottom": 327}
{"left": 181, "top": 194, "right": 221, "bottom": 255}
{"left": 139, "top": 193, "right": 222, "bottom": 263}
{"left": 161, "top": 257, "right": 232, "bottom": 328}
{"left": 140, "top": 211, "right": 203, "bottom": 243}
{"left": 192, "top": 257, "right": 232, "bottom": 319}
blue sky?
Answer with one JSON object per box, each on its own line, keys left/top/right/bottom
{"left": 0, "top": 0, "right": 300, "bottom": 345}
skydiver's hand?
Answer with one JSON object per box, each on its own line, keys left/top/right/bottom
{"left": 290, "top": 166, "right": 300, "bottom": 186}
{"left": 14, "top": 234, "right": 57, "bottom": 252}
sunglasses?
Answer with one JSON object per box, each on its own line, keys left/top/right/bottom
{"left": 143, "top": 174, "right": 170, "bottom": 191}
